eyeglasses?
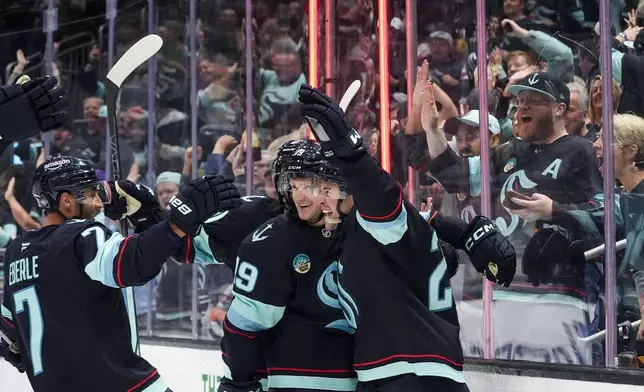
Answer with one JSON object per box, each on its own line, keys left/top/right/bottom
{"left": 516, "top": 96, "right": 554, "bottom": 107}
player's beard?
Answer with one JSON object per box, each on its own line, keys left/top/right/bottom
{"left": 520, "top": 110, "right": 555, "bottom": 143}
{"left": 79, "top": 204, "right": 102, "bottom": 220}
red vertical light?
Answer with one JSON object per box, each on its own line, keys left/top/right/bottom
{"left": 377, "top": 0, "right": 391, "bottom": 172}
{"left": 308, "top": 0, "right": 319, "bottom": 140}
{"left": 308, "top": 0, "right": 319, "bottom": 88}
{"left": 324, "top": 0, "right": 335, "bottom": 99}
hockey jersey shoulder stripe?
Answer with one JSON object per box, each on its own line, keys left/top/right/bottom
{"left": 138, "top": 376, "right": 168, "bottom": 392}
{"left": 356, "top": 204, "right": 408, "bottom": 245}
{"left": 115, "top": 235, "right": 134, "bottom": 287}
{"left": 418, "top": 210, "right": 439, "bottom": 224}
{"left": 227, "top": 304, "right": 272, "bottom": 332}
{"left": 223, "top": 319, "right": 257, "bottom": 339}
{"left": 354, "top": 361, "right": 465, "bottom": 383}
{"left": 125, "top": 369, "right": 164, "bottom": 392}
{"left": 185, "top": 236, "right": 192, "bottom": 264}
{"left": 358, "top": 182, "right": 403, "bottom": 221}
{"left": 354, "top": 353, "right": 464, "bottom": 368}
{"left": 190, "top": 228, "right": 222, "bottom": 265}
{"left": 228, "top": 292, "right": 285, "bottom": 332}
{"left": 1, "top": 303, "right": 12, "bottom": 322}
{"left": 268, "top": 375, "right": 357, "bottom": 391}
{"left": 83, "top": 231, "right": 126, "bottom": 288}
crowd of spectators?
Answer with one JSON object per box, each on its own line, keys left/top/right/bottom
{"left": 1, "top": 0, "right": 644, "bottom": 366}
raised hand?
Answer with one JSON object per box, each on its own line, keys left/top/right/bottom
{"left": 420, "top": 80, "right": 440, "bottom": 133}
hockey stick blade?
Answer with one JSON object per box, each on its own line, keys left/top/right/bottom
{"left": 106, "top": 34, "right": 163, "bottom": 88}
{"left": 307, "top": 80, "right": 362, "bottom": 141}
{"left": 339, "top": 80, "right": 362, "bottom": 112}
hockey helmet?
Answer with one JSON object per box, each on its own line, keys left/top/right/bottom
{"left": 272, "top": 140, "right": 346, "bottom": 213}
{"left": 32, "top": 156, "right": 110, "bottom": 209}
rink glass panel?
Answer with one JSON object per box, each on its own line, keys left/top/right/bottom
{"left": 482, "top": 0, "right": 622, "bottom": 368}
{"left": 0, "top": 0, "right": 632, "bottom": 371}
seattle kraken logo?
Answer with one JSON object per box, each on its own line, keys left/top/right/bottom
{"left": 317, "top": 261, "right": 359, "bottom": 333}
{"left": 497, "top": 169, "right": 537, "bottom": 236}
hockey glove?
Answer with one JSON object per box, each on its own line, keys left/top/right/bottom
{"left": 103, "top": 180, "right": 164, "bottom": 233}
{"left": 298, "top": 84, "right": 366, "bottom": 162}
{"left": 217, "top": 378, "right": 262, "bottom": 392}
{"left": 166, "top": 175, "right": 242, "bottom": 237}
{"left": 457, "top": 216, "right": 516, "bottom": 287}
{"left": 523, "top": 226, "right": 586, "bottom": 287}
{"left": 0, "top": 76, "right": 67, "bottom": 145}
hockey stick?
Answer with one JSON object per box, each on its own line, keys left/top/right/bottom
{"left": 577, "top": 319, "right": 641, "bottom": 344}
{"left": 575, "top": 238, "right": 633, "bottom": 345}
{"left": 0, "top": 327, "right": 19, "bottom": 354}
{"left": 306, "top": 80, "right": 362, "bottom": 140}
{"left": 584, "top": 239, "right": 628, "bottom": 260}
{"left": 104, "top": 34, "right": 163, "bottom": 355}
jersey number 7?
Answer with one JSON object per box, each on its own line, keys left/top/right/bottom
{"left": 13, "top": 285, "right": 44, "bottom": 375}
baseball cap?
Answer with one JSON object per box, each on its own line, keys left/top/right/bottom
{"left": 444, "top": 110, "right": 500, "bottom": 135}
{"left": 508, "top": 72, "right": 570, "bottom": 108}
{"left": 429, "top": 31, "right": 454, "bottom": 47}
{"left": 156, "top": 171, "right": 181, "bottom": 186}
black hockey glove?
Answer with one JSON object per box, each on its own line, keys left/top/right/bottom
{"left": 166, "top": 175, "right": 242, "bottom": 237}
{"left": 457, "top": 216, "right": 516, "bottom": 287}
{"left": 523, "top": 226, "right": 586, "bottom": 287}
{"left": 0, "top": 337, "right": 25, "bottom": 373}
{"left": 439, "top": 239, "right": 460, "bottom": 278}
{"left": 0, "top": 76, "right": 67, "bottom": 150}
{"left": 298, "top": 84, "right": 366, "bottom": 162}
{"left": 217, "top": 378, "right": 262, "bottom": 392}
{"left": 103, "top": 180, "right": 163, "bottom": 233}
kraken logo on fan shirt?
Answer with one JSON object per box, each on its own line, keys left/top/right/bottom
{"left": 496, "top": 158, "right": 563, "bottom": 236}
{"left": 497, "top": 169, "right": 538, "bottom": 236}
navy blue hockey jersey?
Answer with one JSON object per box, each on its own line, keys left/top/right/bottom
{"left": 1, "top": 219, "right": 182, "bottom": 392}
{"left": 222, "top": 213, "right": 357, "bottom": 391}
{"left": 334, "top": 154, "right": 466, "bottom": 384}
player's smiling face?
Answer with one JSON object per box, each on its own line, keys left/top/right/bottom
{"left": 289, "top": 178, "right": 324, "bottom": 225}
{"left": 60, "top": 187, "right": 104, "bottom": 220}
{"left": 319, "top": 180, "right": 343, "bottom": 223}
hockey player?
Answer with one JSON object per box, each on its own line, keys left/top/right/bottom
{"left": 218, "top": 140, "right": 357, "bottom": 392}
{"left": 0, "top": 75, "right": 68, "bottom": 155}
{"left": 0, "top": 156, "right": 240, "bottom": 391}
{"left": 298, "top": 84, "right": 516, "bottom": 391}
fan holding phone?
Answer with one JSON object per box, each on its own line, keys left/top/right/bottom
{"left": 503, "top": 190, "right": 555, "bottom": 222}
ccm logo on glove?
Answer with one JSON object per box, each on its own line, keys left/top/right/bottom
{"left": 465, "top": 223, "right": 495, "bottom": 251}
{"left": 169, "top": 196, "right": 192, "bottom": 215}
